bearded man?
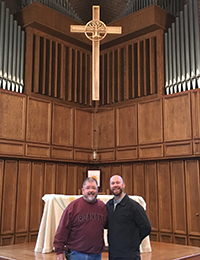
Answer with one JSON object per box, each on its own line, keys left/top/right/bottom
{"left": 54, "top": 177, "right": 107, "bottom": 260}
{"left": 106, "top": 175, "right": 151, "bottom": 260}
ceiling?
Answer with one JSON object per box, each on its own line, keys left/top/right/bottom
{"left": 68, "top": 0, "right": 130, "bottom": 24}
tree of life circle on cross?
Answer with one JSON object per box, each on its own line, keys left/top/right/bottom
{"left": 85, "top": 20, "right": 107, "bottom": 41}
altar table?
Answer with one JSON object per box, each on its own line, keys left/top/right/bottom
{"left": 34, "top": 194, "right": 152, "bottom": 254}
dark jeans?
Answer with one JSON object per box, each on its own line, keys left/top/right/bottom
{"left": 64, "top": 250, "right": 101, "bottom": 260}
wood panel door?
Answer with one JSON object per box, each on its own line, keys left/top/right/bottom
{"left": 185, "top": 160, "right": 200, "bottom": 236}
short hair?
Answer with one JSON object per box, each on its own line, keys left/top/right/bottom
{"left": 83, "top": 177, "right": 98, "bottom": 188}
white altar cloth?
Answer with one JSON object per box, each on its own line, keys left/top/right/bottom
{"left": 34, "top": 194, "right": 151, "bottom": 254}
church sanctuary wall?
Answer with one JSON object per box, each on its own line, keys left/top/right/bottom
{"left": 0, "top": 0, "right": 199, "bottom": 249}
{"left": 1, "top": 88, "right": 200, "bottom": 247}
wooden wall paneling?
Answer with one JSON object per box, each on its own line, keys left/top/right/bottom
{"left": 191, "top": 90, "right": 200, "bottom": 139}
{"left": 116, "top": 104, "right": 137, "bottom": 147}
{"left": 143, "top": 39, "right": 147, "bottom": 96}
{"left": 111, "top": 50, "right": 115, "bottom": 103}
{"left": 28, "top": 232, "right": 38, "bottom": 243}
{"left": 0, "top": 141, "right": 24, "bottom": 157}
{"left": 24, "top": 27, "right": 34, "bottom": 95}
{"left": 14, "top": 233, "right": 28, "bottom": 244}
{"left": 74, "top": 109, "right": 93, "bottom": 149}
{"left": 0, "top": 235, "right": 14, "bottom": 246}
{"left": 77, "top": 165, "right": 86, "bottom": 194}
{"left": 52, "top": 103, "right": 73, "bottom": 147}
{"left": 87, "top": 54, "right": 92, "bottom": 107}
{"left": 137, "top": 40, "right": 142, "bottom": 98}
{"left": 41, "top": 37, "right": 46, "bottom": 95}
{"left": 26, "top": 97, "right": 51, "bottom": 144}
{"left": 33, "top": 34, "right": 40, "bottom": 93}
{"left": 100, "top": 165, "right": 112, "bottom": 194}
{"left": 97, "top": 109, "right": 115, "bottom": 149}
{"left": 132, "top": 163, "right": 145, "bottom": 198}
{"left": 160, "top": 233, "right": 173, "bottom": 243}
{"left": 150, "top": 36, "right": 156, "bottom": 94}
{"left": 132, "top": 43, "right": 137, "bottom": 99}
{"left": 60, "top": 43, "right": 65, "bottom": 100}
{"left": 185, "top": 160, "right": 200, "bottom": 236}
{"left": 163, "top": 93, "right": 192, "bottom": 142}
{"left": 0, "top": 160, "right": 4, "bottom": 232}
{"left": 0, "top": 90, "right": 26, "bottom": 141}
{"left": 111, "top": 164, "right": 122, "bottom": 177}
{"left": 145, "top": 162, "right": 158, "bottom": 231}
{"left": 117, "top": 48, "right": 123, "bottom": 102}
{"left": 164, "top": 142, "right": 193, "bottom": 157}
{"left": 1, "top": 160, "right": 17, "bottom": 235}
{"left": 124, "top": 45, "right": 129, "bottom": 100}
{"left": 73, "top": 49, "right": 78, "bottom": 103}
{"left": 44, "top": 163, "right": 56, "bottom": 194}
{"left": 66, "top": 47, "right": 72, "bottom": 101}
{"left": 66, "top": 165, "right": 77, "bottom": 195}
{"left": 25, "top": 143, "right": 50, "bottom": 158}
{"left": 156, "top": 29, "right": 165, "bottom": 96}
{"left": 74, "top": 149, "right": 93, "bottom": 161}
{"left": 107, "top": 52, "right": 111, "bottom": 103}
{"left": 100, "top": 54, "right": 105, "bottom": 105}
{"left": 55, "top": 163, "right": 67, "bottom": 194}
{"left": 157, "top": 162, "right": 172, "bottom": 233}
{"left": 29, "top": 162, "right": 44, "bottom": 232}
{"left": 53, "top": 41, "right": 58, "bottom": 98}
{"left": 150, "top": 232, "right": 159, "bottom": 242}
{"left": 82, "top": 52, "right": 87, "bottom": 105}
{"left": 138, "top": 99, "right": 163, "bottom": 145}
{"left": 188, "top": 236, "right": 200, "bottom": 247}
{"left": 170, "top": 161, "right": 187, "bottom": 235}
{"left": 46, "top": 39, "right": 53, "bottom": 96}
{"left": 122, "top": 164, "right": 133, "bottom": 195}
{"left": 78, "top": 51, "right": 83, "bottom": 104}
{"left": 173, "top": 235, "right": 187, "bottom": 245}
{"left": 15, "top": 161, "right": 31, "bottom": 234}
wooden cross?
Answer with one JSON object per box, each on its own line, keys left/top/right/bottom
{"left": 70, "top": 6, "right": 122, "bottom": 101}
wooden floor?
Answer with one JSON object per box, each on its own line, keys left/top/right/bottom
{"left": 0, "top": 241, "right": 200, "bottom": 260}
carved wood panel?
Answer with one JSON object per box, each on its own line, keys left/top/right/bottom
{"left": 26, "top": 97, "right": 51, "bottom": 144}
{"left": 52, "top": 103, "right": 73, "bottom": 147}
{"left": 133, "top": 163, "right": 145, "bottom": 198}
{"left": 171, "top": 161, "right": 187, "bottom": 234}
{"left": 185, "top": 160, "right": 200, "bottom": 236}
{"left": 138, "top": 99, "right": 163, "bottom": 145}
{"left": 1, "top": 161, "right": 17, "bottom": 235}
{"left": 15, "top": 161, "right": 31, "bottom": 233}
{"left": 122, "top": 164, "right": 133, "bottom": 195}
{"left": 29, "top": 162, "right": 44, "bottom": 232}
{"left": 101, "top": 165, "right": 112, "bottom": 193}
{"left": 74, "top": 109, "right": 93, "bottom": 149}
{"left": 44, "top": 163, "right": 56, "bottom": 194}
{"left": 67, "top": 165, "right": 77, "bottom": 195}
{"left": 145, "top": 162, "right": 158, "bottom": 231}
{"left": 157, "top": 162, "right": 172, "bottom": 233}
{"left": 0, "top": 91, "right": 26, "bottom": 141}
{"left": 0, "top": 160, "right": 3, "bottom": 231}
{"left": 163, "top": 93, "right": 192, "bottom": 142}
{"left": 55, "top": 164, "right": 67, "bottom": 194}
{"left": 97, "top": 109, "right": 115, "bottom": 149}
{"left": 116, "top": 105, "right": 137, "bottom": 147}
{"left": 77, "top": 165, "right": 86, "bottom": 194}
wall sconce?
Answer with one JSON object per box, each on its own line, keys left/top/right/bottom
{"left": 93, "top": 150, "right": 97, "bottom": 160}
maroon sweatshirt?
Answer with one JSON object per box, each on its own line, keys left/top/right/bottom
{"left": 53, "top": 197, "right": 107, "bottom": 255}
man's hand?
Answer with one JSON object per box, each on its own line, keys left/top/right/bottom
{"left": 56, "top": 253, "right": 64, "bottom": 260}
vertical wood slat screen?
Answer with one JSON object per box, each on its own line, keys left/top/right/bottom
{"left": 100, "top": 32, "right": 161, "bottom": 106}
{"left": 31, "top": 32, "right": 91, "bottom": 106}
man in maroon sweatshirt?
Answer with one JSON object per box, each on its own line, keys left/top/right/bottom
{"left": 53, "top": 177, "right": 107, "bottom": 260}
